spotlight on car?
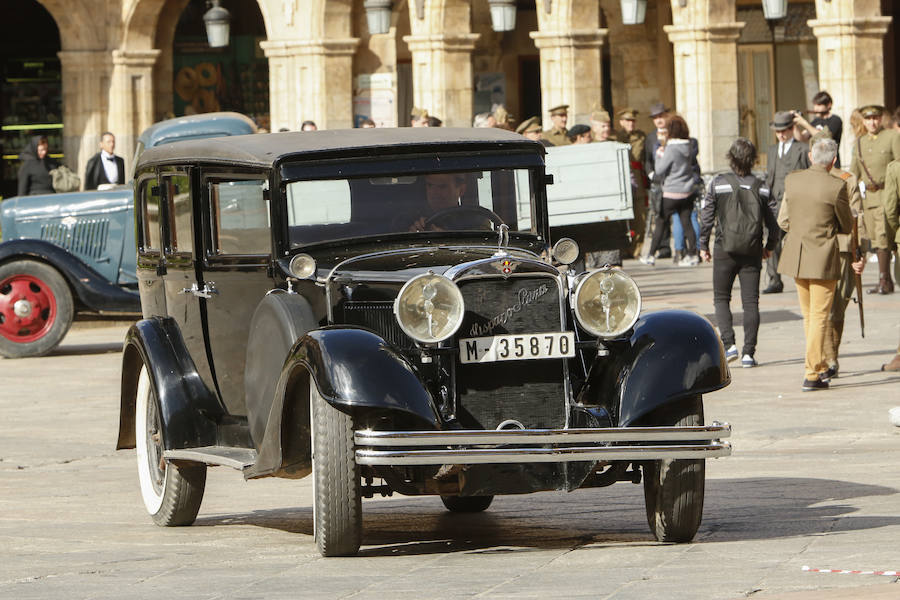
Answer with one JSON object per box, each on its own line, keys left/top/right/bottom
{"left": 289, "top": 253, "right": 317, "bottom": 279}
{"left": 573, "top": 268, "right": 641, "bottom": 338}
{"left": 394, "top": 272, "right": 465, "bottom": 344}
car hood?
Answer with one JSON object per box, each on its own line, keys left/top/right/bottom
{"left": 1, "top": 188, "right": 133, "bottom": 241}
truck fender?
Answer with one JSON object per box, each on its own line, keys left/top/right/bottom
{"left": 580, "top": 310, "right": 730, "bottom": 426}
{"left": 0, "top": 239, "right": 140, "bottom": 312}
{"left": 117, "top": 317, "right": 223, "bottom": 451}
{"left": 247, "top": 326, "right": 441, "bottom": 479}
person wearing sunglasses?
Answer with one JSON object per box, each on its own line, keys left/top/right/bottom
{"left": 809, "top": 91, "right": 843, "bottom": 167}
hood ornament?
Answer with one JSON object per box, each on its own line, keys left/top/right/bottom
{"left": 495, "top": 223, "right": 510, "bottom": 256}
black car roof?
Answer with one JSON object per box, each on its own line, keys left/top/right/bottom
{"left": 136, "top": 127, "right": 543, "bottom": 171}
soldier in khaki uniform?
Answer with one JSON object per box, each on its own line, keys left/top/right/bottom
{"left": 589, "top": 110, "right": 612, "bottom": 142}
{"left": 848, "top": 105, "right": 900, "bottom": 294}
{"left": 880, "top": 157, "right": 900, "bottom": 370}
{"left": 616, "top": 108, "right": 648, "bottom": 258}
{"left": 777, "top": 137, "right": 853, "bottom": 391}
{"left": 516, "top": 116, "right": 552, "bottom": 147}
{"left": 543, "top": 104, "right": 571, "bottom": 146}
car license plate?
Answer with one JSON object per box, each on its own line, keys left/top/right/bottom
{"left": 459, "top": 332, "right": 575, "bottom": 364}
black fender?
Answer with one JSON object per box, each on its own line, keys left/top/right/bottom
{"left": 0, "top": 239, "right": 140, "bottom": 312}
{"left": 245, "top": 326, "right": 441, "bottom": 479}
{"left": 117, "top": 317, "right": 224, "bottom": 451}
{"left": 580, "top": 310, "right": 730, "bottom": 426}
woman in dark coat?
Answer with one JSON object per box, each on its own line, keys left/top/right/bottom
{"left": 17, "top": 135, "right": 58, "bottom": 196}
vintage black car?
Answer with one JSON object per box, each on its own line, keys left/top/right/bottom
{"left": 116, "top": 128, "right": 732, "bottom": 556}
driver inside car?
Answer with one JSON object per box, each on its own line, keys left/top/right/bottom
{"left": 407, "top": 173, "right": 496, "bottom": 232}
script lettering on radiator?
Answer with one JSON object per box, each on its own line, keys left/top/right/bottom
{"left": 468, "top": 284, "right": 551, "bottom": 337}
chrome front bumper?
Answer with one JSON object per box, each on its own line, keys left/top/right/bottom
{"left": 354, "top": 423, "right": 732, "bottom": 466}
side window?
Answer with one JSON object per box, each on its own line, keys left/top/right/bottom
{"left": 163, "top": 174, "right": 192, "bottom": 254}
{"left": 139, "top": 177, "right": 161, "bottom": 251}
{"left": 209, "top": 179, "right": 270, "bottom": 255}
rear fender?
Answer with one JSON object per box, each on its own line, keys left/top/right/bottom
{"left": 117, "top": 317, "right": 223, "bottom": 450}
{"left": 579, "top": 310, "right": 729, "bottom": 426}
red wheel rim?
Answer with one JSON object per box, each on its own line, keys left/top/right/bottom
{"left": 0, "top": 274, "right": 58, "bottom": 343}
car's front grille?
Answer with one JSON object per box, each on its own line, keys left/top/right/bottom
{"left": 455, "top": 276, "right": 567, "bottom": 430}
{"left": 342, "top": 301, "right": 415, "bottom": 350}
{"left": 41, "top": 219, "right": 110, "bottom": 260}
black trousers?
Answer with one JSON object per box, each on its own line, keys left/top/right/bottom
{"left": 713, "top": 247, "right": 762, "bottom": 356}
{"left": 648, "top": 195, "right": 696, "bottom": 257}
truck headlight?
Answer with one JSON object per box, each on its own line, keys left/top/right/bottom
{"left": 394, "top": 273, "right": 465, "bottom": 344}
{"left": 573, "top": 268, "right": 641, "bottom": 338}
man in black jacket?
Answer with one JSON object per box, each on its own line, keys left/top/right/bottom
{"left": 84, "top": 132, "right": 125, "bottom": 190}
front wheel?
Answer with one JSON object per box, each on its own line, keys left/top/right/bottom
{"left": 0, "top": 260, "right": 74, "bottom": 358}
{"left": 135, "top": 366, "right": 206, "bottom": 526}
{"left": 642, "top": 396, "right": 705, "bottom": 543}
{"left": 311, "top": 383, "right": 362, "bottom": 556}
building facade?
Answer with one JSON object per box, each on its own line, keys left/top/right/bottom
{"left": 0, "top": 0, "right": 895, "bottom": 196}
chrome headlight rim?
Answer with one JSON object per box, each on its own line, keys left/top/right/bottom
{"left": 573, "top": 267, "right": 642, "bottom": 339}
{"left": 393, "top": 272, "right": 465, "bottom": 344}
{"left": 288, "top": 253, "right": 317, "bottom": 279}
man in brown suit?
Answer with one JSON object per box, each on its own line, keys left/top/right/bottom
{"left": 777, "top": 137, "right": 853, "bottom": 391}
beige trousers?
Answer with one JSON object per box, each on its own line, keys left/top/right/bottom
{"left": 795, "top": 278, "right": 837, "bottom": 381}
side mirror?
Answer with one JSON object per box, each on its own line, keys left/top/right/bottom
{"left": 551, "top": 237, "right": 579, "bottom": 265}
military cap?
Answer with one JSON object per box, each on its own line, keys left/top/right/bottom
{"left": 516, "top": 116, "right": 542, "bottom": 134}
{"left": 648, "top": 102, "right": 669, "bottom": 118}
{"left": 617, "top": 107, "right": 638, "bottom": 120}
{"left": 548, "top": 104, "right": 569, "bottom": 116}
{"left": 860, "top": 105, "right": 885, "bottom": 118}
{"left": 567, "top": 124, "right": 591, "bottom": 140}
{"left": 769, "top": 110, "right": 795, "bottom": 130}
{"left": 410, "top": 106, "right": 429, "bottom": 119}
{"left": 590, "top": 110, "right": 610, "bottom": 123}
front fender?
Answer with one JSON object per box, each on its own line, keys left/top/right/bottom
{"left": 117, "top": 317, "right": 224, "bottom": 451}
{"left": 0, "top": 239, "right": 140, "bottom": 312}
{"left": 581, "top": 310, "right": 729, "bottom": 426}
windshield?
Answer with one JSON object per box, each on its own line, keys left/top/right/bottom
{"left": 286, "top": 168, "right": 535, "bottom": 247}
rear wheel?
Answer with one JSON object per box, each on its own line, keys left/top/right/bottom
{"left": 0, "top": 260, "right": 74, "bottom": 358}
{"left": 642, "top": 396, "right": 705, "bottom": 542}
{"left": 440, "top": 495, "right": 494, "bottom": 513}
{"left": 311, "top": 383, "right": 362, "bottom": 556}
{"left": 135, "top": 366, "right": 206, "bottom": 526}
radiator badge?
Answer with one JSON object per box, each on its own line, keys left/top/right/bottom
{"left": 468, "top": 284, "right": 550, "bottom": 337}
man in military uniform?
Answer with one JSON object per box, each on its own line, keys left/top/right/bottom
{"left": 880, "top": 149, "right": 900, "bottom": 370}
{"left": 516, "top": 116, "right": 552, "bottom": 147}
{"left": 616, "top": 108, "right": 648, "bottom": 258}
{"left": 543, "top": 104, "right": 571, "bottom": 146}
{"left": 849, "top": 105, "right": 900, "bottom": 294}
{"left": 589, "top": 110, "right": 612, "bottom": 142}
{"left": 410, "top": 107, "right": 429, "bottom": 127}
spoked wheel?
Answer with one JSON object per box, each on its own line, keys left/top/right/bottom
{"left": 440, "top": 495, "right": 494, "bottom": 513}
{"left": 311, "top": 383, "right": 362, "bottom": 556}
{"left": 135, "top": 366, "right": 206, "bottom": 526}
{"left": 0, "top": 260, "right": 73, "bottom": 358}
{"left": 642, "top": 396, "right": 706, "bottom": 543}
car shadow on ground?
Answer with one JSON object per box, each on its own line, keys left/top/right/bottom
{"left": 193, "top": 476, "right": 899, "bottom": 556}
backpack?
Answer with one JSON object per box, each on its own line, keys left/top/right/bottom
{"left": 718, "top": 172, "right": 764, "bottom": 256}
{"left": 49, "top": 165, "right": 81, "bottom": 193}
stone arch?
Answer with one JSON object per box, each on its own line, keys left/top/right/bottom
{"left": 36, "top": 0, "right": 105, "bottom": 51}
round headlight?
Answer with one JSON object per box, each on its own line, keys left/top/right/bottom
{"left": 289, "top": 253, "right": 316, "bottom": 279}
{"left": 394, "top": 273, "right": 465, "bottom": 344}
{"left": 573, "top": 268, "right": 641, "bottom": 338}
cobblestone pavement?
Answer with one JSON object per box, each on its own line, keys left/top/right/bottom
{"left": 1, "top": 258, "right": 898, "bottom": 599}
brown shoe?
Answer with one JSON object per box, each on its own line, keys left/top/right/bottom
{"left": 882, "top": 354, "right": 900, "bottom": 372}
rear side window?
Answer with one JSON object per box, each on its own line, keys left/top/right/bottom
{"left": 140, "top": 178, "right": 160, "bottom": 251}
{"left": 209, "top": 179, "right": 269, "bottom": 255}
{"left": 163, "top": 174, "right": 192, "bottom": 253}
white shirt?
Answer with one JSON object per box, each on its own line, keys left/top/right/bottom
{"left": 101, "top": 150, "right": 119, "bottom": 184}
{"left": 778, "top": 139, "right": 793, "bottom": 158}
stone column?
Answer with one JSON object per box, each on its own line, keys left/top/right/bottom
{"left": 402, "top": 33, "right": 480, "bottom": 127}
{"left": 58, "top": 50, "right": 112, "bottom": 183}
{"left": 261, "top": 38, "right": 359, "bottom": 131}
{"left": 809, "top": 6, "right": 892, "bottom": 163}
{"left": 108, "top": 49, "right": 160, "bottom": 177}
{"left": 529, "top": 29, "right": 607, "bottom": 126}
{"left": 664, "top": 22, "right": 744, "bottom": 173}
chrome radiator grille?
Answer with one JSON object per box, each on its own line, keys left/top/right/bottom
{"left": 342, "top": 301, "right": 414, "bottom": 350}
{"left": 455, "top": 276, "right": 567, "bottom": 430}
{"left": 41, "top": 219, "right": 110, "bottom": 260}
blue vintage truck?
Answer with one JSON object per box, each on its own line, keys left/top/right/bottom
{"left": 0, "top": 112, "right": 257, "bottom": 358}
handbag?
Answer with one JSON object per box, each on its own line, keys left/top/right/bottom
{"left": 49, "top": 165, "right": 81, "bottom": 193}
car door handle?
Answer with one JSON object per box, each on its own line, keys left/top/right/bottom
{"left": 179, "top": 282, "right": 219, "bottom": 299}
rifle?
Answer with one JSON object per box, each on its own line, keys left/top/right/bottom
{"left": 849, "top": 218, "right": 865, "bottom": 337}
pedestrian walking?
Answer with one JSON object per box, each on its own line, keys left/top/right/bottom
{"left": 543, "top": 104, "right": 571, "bottom": 146}
{"left": 16, "top": 135, "right": 58, "bottom": 196}
{"left": 699, "top": 138, "right": 778, "bottom": 367}
{"left": 848, "top": 105, "right": 900, "bottom": 294}
{"left": 641, "top": 115, "right": 699, "bottom": 265}
{"left": 84, "top": 132, "right": 125, "bottom": 190}
{"left": 643, "top": 102, "right": 673, "bottom": 259}
{"left": 777, "top": 137, "right": 853, "bottom": 391}
{"left": 763, "top": 111, "right": 811, "bottom": 294}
